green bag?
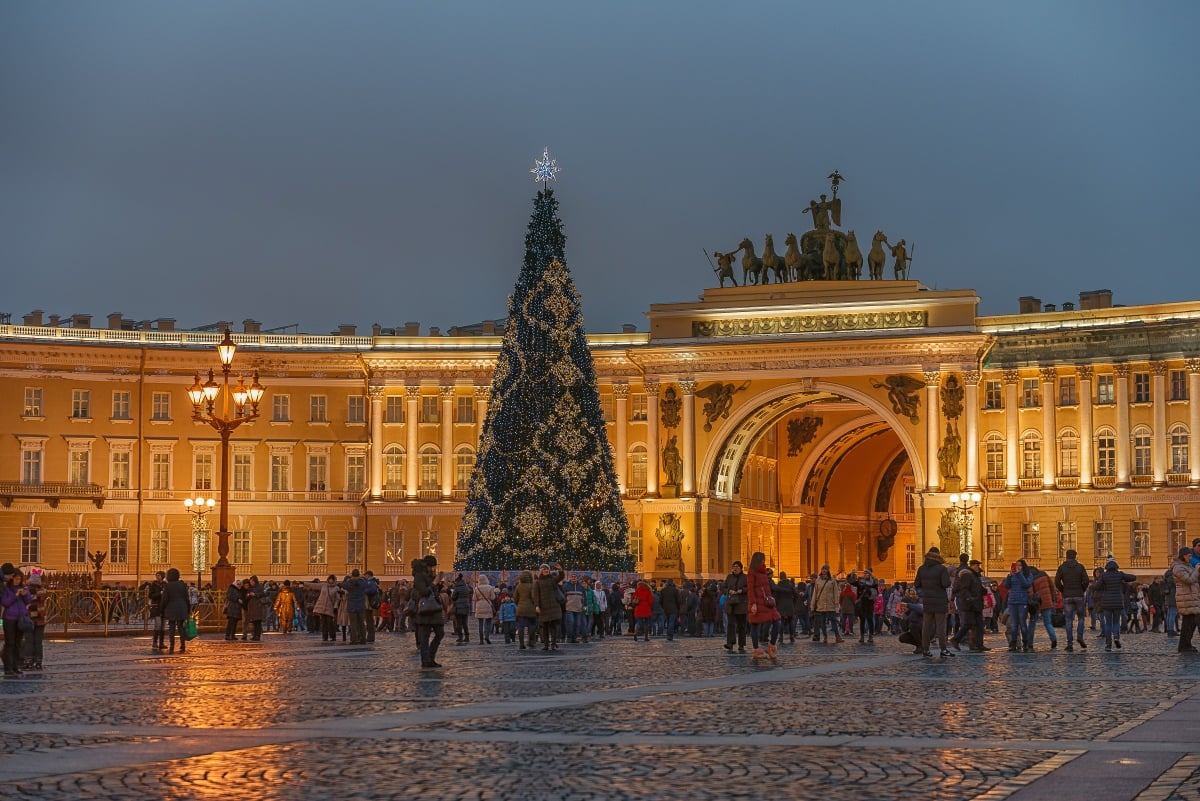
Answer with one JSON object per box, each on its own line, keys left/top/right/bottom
{"left": 183, "top": 617, "right": 198, "bottom": 641}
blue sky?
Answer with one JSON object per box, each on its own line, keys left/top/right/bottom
{"left": 2, "top": 2, "right": 1197, "bottom": 333}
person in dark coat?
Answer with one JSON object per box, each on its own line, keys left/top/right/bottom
{"left": 915, "top": 547, "right": 951, "bottom": 658}
{"left": 659, "top": 578, "right": 681, "bottom": 641}
{"left": 452, "top": 574, "right": 472, "bottom": 644}
{"left": 412, "top": 555, "right": 445, "bottom": 668}
{"left": 244, "top": 575, "right": 265, "bottom": 641}
{"left": 161, "top": 568, "right": 192, "bottom": 654}
{"left": 699, "top": 580, "right": 720, "bottom": 637}
{"left": 722, "top": 561, "right": 749, "bottom": 653}
{"left": 773, "top": 572, "right": 797, "bottom": 643}
{"left": 1055, "top": 548, "right": 1092, "bottom": 650}
{"left": 223, "top": 580, "right": 243, "bottom": 641}
{"left": 850, "top": 569, "right": 878, "bottom": 644}
{"left": 147, "top": 571, "right": 167, "bottom": 651}
{"left": 1094, "top": 559, "right": 1137, "bottom": 650}
{"left": 532, "top": 564, "right": 564, "bottom": 651}
{"left": 950, "top": 559, "right": 986, "bottom": 651}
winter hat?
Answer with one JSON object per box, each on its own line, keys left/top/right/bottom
{"left": 959, "top": 553, "right": 969, "bottom": 565}
{"left": 539, "top": 563, "right": 551, "bottom": 572}
{"left": 1106, "top": 559, "right": 1118, "bottom": 570}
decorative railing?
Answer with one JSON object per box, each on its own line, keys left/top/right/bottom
{"left": 1056, "top": 477, "right": 1080, "bottom": 490}
{"left": 1093, "top": 475, "right": 1118, "bottom": 489}
{"left": 1018, "top": 478, "right": 1046, "bottom": 491}
{"left": 0, "top": 481, "right": 105, "bottom": 508}
{"left": 1168, "top": 474, "right": 1191, "bottom": 486}
{"left": 1129, "top": 555, "right": 1152, "bottom": 569}
{"left": 1130, "top": 475, "right": 1154, "bottom": 488}
{"left": 982, "top": 478, "right": 1007, "bottom": 492}
{"left": 34, "top": 587, "right": 225, "bottom": 634}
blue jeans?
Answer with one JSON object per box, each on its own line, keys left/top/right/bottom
{"left": 1007, "top": 603, "right": 1031, "bottom": 647}
{"left": 564, "top": 611, "right": 584, "bottom": 641}
{"left": 1166, "top": 607, "right": 1179, "bottom": 634}
{"left": 1100, "top": 609, "right": 1124, "bottom": 642}
{"left": 1063, "top": 597, "right": 1086, "bottom": 643}
{"left": 1030, "top": 608, "right": 1057, "bottom": 645}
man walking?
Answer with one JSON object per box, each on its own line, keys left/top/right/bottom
{"left": 951, "top": 559, "right": 987, "bottom": 651}
{"left": 1055, "top": 548, "right": 1091, "bottom": 651}
{"left": 915, "top": 546, "right": 952, "bottom": 658}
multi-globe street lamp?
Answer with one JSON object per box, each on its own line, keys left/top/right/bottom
{"left": 947, "top": 491, "right": 982, "bottom": 559}
{"left": 186, "top": 330, "right": 264, "bottom": 591}
{"left": 184, "top": 495, "right": 215, "bottom": 589}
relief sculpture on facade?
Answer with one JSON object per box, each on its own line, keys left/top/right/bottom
{"left": 786, "top": 415, "right": 823, "bottom": 456}
{"left": 871, "top": 375, "right": 924, "bottom": 424}
{"left": 695, "top": 381, "right": 749, "bottom": 431}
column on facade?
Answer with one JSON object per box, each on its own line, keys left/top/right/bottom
{"left": 963, "top": 370, "right": 980, "bottom": 490}
{"left": 924, "top": 370, "right": 941, "bottom": 492}
{"left": 368, "top": 384, "right": 385, "bottom": 498}
{"left": 1078, "top": 365, "right": 1094, "bottom": 488}
{"left": 1004, "top": 370, "right": 1020, "bottom": 490}
{"left": 1152, "top": 361, "right": 1168, "bottom": 486}
{"left": 1041, "top": 367, "right": 1057, "bottom": 489}
{"left": 680, "top": 379, "right": 696, "bottom": 497}
{"left": 1115, "top": 363, "right": 1131, "bottom": 486}
{"left": 440, "top": 385, "right": 454, "bottom": 498}
{"left": 644, "top": 379, "right": 660, "bottom": 498}
{"left": 613, "top": 382, "right": 629, "bottom": 494}
{"left": 405, "top": 385, "right": 420, "bottom": 499}
{"left": 1190, "top": 360, "right": 1200, "bottom": 486}
{"left": 474, "top": 386, "right": 489, "bottom": 434}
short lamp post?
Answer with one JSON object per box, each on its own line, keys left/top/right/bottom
{"left": 947, "top": 491, "right": 982, "bottom": 559}
{"left": 184, "top": 495, "right": 215, "bottom": 589}
{"left": 186, "top": 330, "right": 264, "bottom": 593}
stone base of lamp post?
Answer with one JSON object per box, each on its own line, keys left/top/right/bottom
{"left": 212, "top": 562, "right": 235, "bottom": 593}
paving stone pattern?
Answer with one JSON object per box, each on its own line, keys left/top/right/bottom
{"left": 2, "top": 630, "right": 1199, "bottom": 800}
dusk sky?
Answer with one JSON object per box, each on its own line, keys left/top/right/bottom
{"left": 3, "top": 3, "right": 1198, "bottom": 335}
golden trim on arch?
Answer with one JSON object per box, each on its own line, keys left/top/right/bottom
{"left": 692, "top": 311, "right": 928, "bottom": 337}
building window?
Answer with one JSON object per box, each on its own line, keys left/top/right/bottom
{"left": 1131, "top": 520, "right": 1150, "bottom": 559}
{"left": 628, "top": 445, "right": 648, "bottom": 489}
{"left": 1021, "top": 523, "right": 1041, "bottom": 561}
{"left": 308, "top": 530, "right": 327, "bottom": 565}
{"left": 346, "top": 453, "right": 366, "bottom": 495}
{"left": 455, "top": 446, "right": 475, "bottom": 490}
{"left": 272, "top": 395, "right": 290, "bottom": 422}
{"left": 69, "top": 450, "right": 90, "bottom": 485}
{"left": 1170, "top": 370, "right": 1188, "bottom": 401}
{"left": 232, "top": 530, "right": 251, "bottom": 565}
{"left": 68, "top": 529, "right": 88, "bottom": 564}
{"left": 1094, "top": 521, "right": 1114, "bottom": 560}
{"left": 455, "top": 396, "right": 474, "bottom": 424}
{"left": 346, "top": 530, "right": 364, "bottom": 566}
{"left": 1096, "top": 375, "right": 1114, "bottom": 405}
{"left": 1133, "top": 372, "right": 1151, "bottom": 404}
{"left": 906, "top": 543, "right": 918, "bottom": 574}
{"left": 21, "top": 446, "right": 43, "bottom": 484}
{"left": 151, "top": 392, "right": 171, "bottom": 421}
{"left": 1171, "top": 425, "right": 1189, "bottom": 474}
{"left": 984, "top": 380, "right": 1003, "bottom": 410}
{"left": 985, "top": 433, "right": 1005, "bottom": 481}
{"left": 384, "top": 446, "right": 405, "bottom": 490}
{"left": 629, "top": 528, "right": 643, "bottom": 563}
{"left": 1058, "top": 430, "right": 1079, "bottom": 478}
{"left": 150, "top": 529, "right": 169, "bottom": 565}
{"left": 419, "top": 446, "right": 440, "bottom": 490}
{"left": 21, "top": 528, "right": 40, "bottom": 564}
{"left": 271, "top": 531, "right": 289, "bottom": 565}
{"left": 1021, "top": 378, "right": 1040, "bottom": 408}
{"left": 151, "top": 452, "right": 171, "bottom": 491}
{"left": 630, "top": 394, "right": 648, "bottom": 421}
{"left": 1057, "top": 521, "right": 1077, "bottom": 561}
{"left": 271, "top": 453, "right": 291, "bottom": 492}
{"left": 421, "top": 530, "right": 439, "bottom": 558}
{"left": 1095, "top": 429, "right": 1116, "bottom": 477}
{"left": 986, "top": 523, "right": 1003, "bottom": 562}
{"left": 384, "top": 530, "right": 403, "bottom": 566}
{"left": 600, "top": 395, "right": 614, "bottom": 422}
{"left": 385, "top": 396, "right": 405, "bottom": 423}
{"left": 309, "top": 395, "right": 328, "bottom": 423}
{"left": 1021, "top": 432, "right": 1042, "bottom": 479}
{"left": 1058, "top": 377, "right": 1077, "bottom": 406}
{"left": 1132, "top": 427, "right": 1152, "bottom": 476}
{"left": 194, "top": 452, "right": 214, "bottom": 491}
{"left": 24, "top": 387, "right": 43, "bottom": 417}
{"left": 109, "top": 529, "right": 129, "bottom": 564}
{"left": 307, "top": 453, "right": 328, "bottom": 491}
{"left": 233, "top": 452, "right": 252, "bottom": 492}
{"left": 347, "top": 395, "right": 366, "bottom": 424}
{"left": 112, "top": 391, "right": 131, "bottom": 420}
{"left": 420, "top": 395, "right": 439, "bottom": 423}
{"left": 1170, "top": 520, "right": 1188, "bottom": 557}
{"left": 111, "top": 451, "right": 131, "bottom": 489}
{"left": 72, "top": 389, "right": 91, "bottom": 419}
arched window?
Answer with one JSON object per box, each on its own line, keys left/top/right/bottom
{"left": 419, "top": 445, "right": 440, "bottom": 490}
{"left": 1170, "top": 424, "right": 1189, "bottom": 475}
{"left": 454, "top": 445, "right": 475, "bottom": 490}
{"left": 1058, "top": 429, "right": 1079, "bottom": 478}
{"left": 1095, "top": 427, "right": 1116, "bottom": 477}
{"left": 383, "top": 445, "right": 405, "bottom": 490}
{"left": 1020, "top": 430, "right": 1042, "bottom": 479}
{"left": 628, "top": 445, "right": 647, "bottom": 491}
{"left": 1131, "top": 425, "right": 1152, "bottom": 476}
{"left": 984, "top": 432, "right": 1005, "bottom": 480}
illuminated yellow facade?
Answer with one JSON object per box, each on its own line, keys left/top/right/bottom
{"left": 2, "top": 282, "right": 1197, "bottom": 584}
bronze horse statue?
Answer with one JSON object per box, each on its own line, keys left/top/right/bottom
{"left": 843, "top": 230, "right": 863, "bottom": 280}
{"left": 822, "top": 231, "right": 841, "bottom": 279}
{"left": 738, "top": 237, "right": 766, "bottom": 285}
{"left": 867, "top": 231, "right": 887, "bottom": 281}
{"left": 761, "top": 234, "right": 788, "bottom": 283}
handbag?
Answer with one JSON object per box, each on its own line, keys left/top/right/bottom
{"left": 17, "top": 613, "right": 34, "bottom": 633}
{"left": 555, "top": 586, "right": 566, "bottom": 606}
{"left": 417, "top": 594, "right": 443, "bottom": 615}
{"left": 183, "top": 617, "right": 198, "bottom": 641}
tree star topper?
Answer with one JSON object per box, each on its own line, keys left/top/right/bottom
{"left": 530, "top": 147, "right": 560, "bottom": 184}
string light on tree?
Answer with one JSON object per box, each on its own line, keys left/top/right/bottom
{"left": 530, "top": 146, "right": 560, "bottom": 185}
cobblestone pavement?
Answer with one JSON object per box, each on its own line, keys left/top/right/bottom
{"left": 2, "top": 629, "right": 1199, "bottom": 800}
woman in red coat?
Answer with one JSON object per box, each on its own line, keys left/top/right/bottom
{"left": 633, "top": 581, "right": 654, "bottom": 641}
{"left": 747, "top": 551, "right": 781, "bottom": 659}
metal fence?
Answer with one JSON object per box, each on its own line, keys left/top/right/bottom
{"left": 34, "top": 588, "right": 224, "bottom": 636}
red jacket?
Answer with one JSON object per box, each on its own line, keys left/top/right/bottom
{"left": 747, "top": 566, "right": 781, "bottom": 624}
{"left": 634, "top": 583, "right": 654, "bottom": 619}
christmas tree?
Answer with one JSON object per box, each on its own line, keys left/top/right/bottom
{"left": 455, "top": 151, "right": 633, "bottom": 571}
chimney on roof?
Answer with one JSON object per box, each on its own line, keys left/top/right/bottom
{"left": 156, "top": 318, "right": 175, "bottom": 332}
{"left": 1018, "top": 296, "right": 1041, "bottom": 314}
{"left": 623, "top": 324, "right": 637, "bottom": 333}
{"left": 24, "top": 310, "right": 43, "bottom": 327}
{"left": 107, "top": 313, "right": 124, "bottom": 330}
{"left": 1078, "top": 289, "right": 1113, "bottom": 310}
{"left": 242, "top": 319, "right": 261, "bottom": 334}
{"left": 48, "top": 314, "right": 61, "bottom": 327}
{"left": 403, "top": 322, "right": 420, "bottom": 336}
{"left": 337, "top": 324, "right": 356, "bottom": 337}
{"left": 1062, "top": 302, "right": 1075, "bottom": 311}
{"left": 1044, "top": 303, "right": 1056, "bottom": 312}
{"left": 372, "top": 323, "right": 382, "bottom": 336}
{"left": 71, "top": 314, "right": 91, "bottom": 328}
{"left": 428, "top": 326, "right": 440, "bottom": 337}
{"left": 480, "top": 321, "right": 496, "bottom": 335}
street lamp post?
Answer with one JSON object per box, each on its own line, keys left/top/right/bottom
{"left": 947, "top": 491, "right": 982, "bottom": 559}
{"left": 184, "top": 495, "right": 216, "bottom": 589}
{"left": 186, "top": 330, "right": 264, "bottom": 593}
